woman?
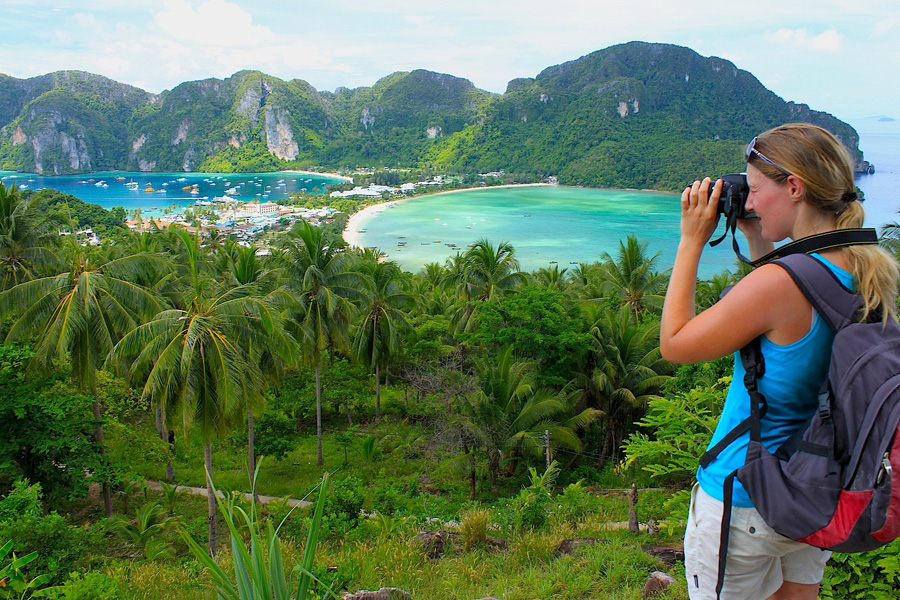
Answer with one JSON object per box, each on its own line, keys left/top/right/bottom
{"left": 660, "top": 123, "right": 899, "bottom": 600}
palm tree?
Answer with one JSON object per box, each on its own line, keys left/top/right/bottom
{"left": 0, "top": 183, "right": 61, "bottom": 290}
{"left": 464, "top": 346, "right": 600, "bottom": 494}
{"left": 109, "top": 229, "right": 271, "bottom": 555}
{"left": 585, "top": 306, "right": 672, "bottom": 461}
{"left": 222, "top": 242, "right": 297, "bottom": 500}
{"left": 452, "top": 239, "right": 525, "bottom": 332}
{"left": 533, "top": 265, "right": 569, "bottom": 290}
{"left": 459, "top": 238, "right": 526, "bottom": 302}
{"left": 598, "top": 235, "right": 668, "bottom": 319}
{"left": 0, "top": 239, "right": 163, "bottom": 516}
{"left": 352, "top": 257, "right": 410, "bottom": 421}
{"left": 277, "top": 221, "right": 361, "bottom": 466}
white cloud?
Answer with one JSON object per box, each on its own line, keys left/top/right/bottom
{"left": 874, "top": 17, "right": 898, "bottom": 36}
{"left": 766, "top": 28, "right": 843, "bottom": 53}
{"left": 152, "top": 0, "right": 274, "bottom": 47}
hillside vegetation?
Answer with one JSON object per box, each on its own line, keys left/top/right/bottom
{"left": 0, "top": 42, "right": 861, "bottom": 190}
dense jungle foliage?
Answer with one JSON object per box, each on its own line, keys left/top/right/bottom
{"left": 1, "top": 181, "right": 899, "bottom": 599}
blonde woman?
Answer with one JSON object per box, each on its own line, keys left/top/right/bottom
{"left": 660, "top": 123, "right": 899, "bottom": 600}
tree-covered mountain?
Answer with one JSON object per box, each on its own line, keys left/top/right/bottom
{"left": 0, "top": 42, "right": 863, "bottom": 191}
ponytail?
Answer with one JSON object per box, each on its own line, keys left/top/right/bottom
{"left": 837, "top": 201, "right": 899, "bottom": 324}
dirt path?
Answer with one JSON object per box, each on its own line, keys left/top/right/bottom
{"left": 145, "top": 480, "right": 311, "bottom": 508}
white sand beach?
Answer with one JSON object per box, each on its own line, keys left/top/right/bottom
{"left": 341, "top": 183, "right": 550, "bottom": 248}
{"left": 343, "top": 203, "right": 385, "bottom": 248}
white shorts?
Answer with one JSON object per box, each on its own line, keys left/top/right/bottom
{"left": 684, "top": 483, "right": 831, "bottom": 600}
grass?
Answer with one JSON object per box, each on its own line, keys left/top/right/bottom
{"left": 95, "top": 521, "right": 687, "bottom": 600}
{"left": 50, "top": 383, "right": 689, "bottom": 599}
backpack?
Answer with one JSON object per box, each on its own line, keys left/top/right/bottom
{"left": 704, "top": 252, "right": 900, "bottom": 599}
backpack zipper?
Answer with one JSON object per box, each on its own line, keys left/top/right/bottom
{"left": 876, "top": 452, "right": 892, "bottom": 486}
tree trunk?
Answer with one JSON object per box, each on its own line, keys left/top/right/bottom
{"left": 248, "top": 411, "right": 259, "bottom": 503}
{"left": 92, "top": 387, "right": 113, "bottom": 517}
{"left": 384, "top": 365, "right": 389, "bottom": 386}
{"left": 375, "top": 364, "right": 381, "bottom": 422}
{"left": 316, "top": 364, "right": 324, "bottom": 466}
{"left": 205, "top": 441, "right": 217, "bottom": 556}
{"left": 156, "top": 403, "right": 175, "bottom": 481}
{"left": 345, "top": 401, "right": 353, "bottom": 425}
{"left": 488, "top": 449, "right": 500, "bottom": 495}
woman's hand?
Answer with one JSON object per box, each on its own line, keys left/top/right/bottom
{"left": 680, "top": 177, "right": 722, "bottom": 248}
{"left": 736, "top": 216, "right": 774, "bottom": 261}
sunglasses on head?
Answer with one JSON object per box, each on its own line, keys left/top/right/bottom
{"left": 745, "top": 137, "right": 792, "bottom": 177}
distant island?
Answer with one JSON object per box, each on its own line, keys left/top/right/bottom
{"left": 0, "top": 41, "right": 865, "bottom": 191}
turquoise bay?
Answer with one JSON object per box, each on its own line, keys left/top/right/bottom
{"left": 0, "top": 170, "right": 345, "bottom": 219}
{"left": 355, "top": 185, "right": 749, "bottom": 278}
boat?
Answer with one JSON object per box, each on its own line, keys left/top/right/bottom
{"left": 182, "top": 186, "right": 192, "bottom": 191}
{"left": 125, "top": 181, "right": 139, "bottom": 190}
{"left": 143, "top": 186, "right": 155, "bottom": 192}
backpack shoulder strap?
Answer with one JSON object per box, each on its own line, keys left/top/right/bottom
{"left": 772, "top": 253, "right": 863, "bottom": 332}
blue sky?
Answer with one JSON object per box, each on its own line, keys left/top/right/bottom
{"left": 1, "top": 0, "right": 897, "bottom": 123}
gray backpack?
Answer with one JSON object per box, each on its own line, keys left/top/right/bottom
{"left": 704, "top": 252, "right": 900, "bottom": 598}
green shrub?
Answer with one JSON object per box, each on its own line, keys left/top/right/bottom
{"left": 48, "top": 571, "right": 120, "bottom": 600}
{"left": 821, "top": 540, "right": 900, "bottom": 599}
{"left": 0, "top": 479, "right": 43, "bottom": 523}
{"left": 322, "top": 477, "right": 364, "bottom": 538}
{"left": 0, "top": 513, "right": 101, "bottom": 585}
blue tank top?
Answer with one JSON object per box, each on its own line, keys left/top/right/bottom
{"left": 697, "top": 254, "right": 854, "bottom": 507}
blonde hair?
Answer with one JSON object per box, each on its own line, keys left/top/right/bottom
{"left": 750, "top": 123, "right": 899, "bottom": 324}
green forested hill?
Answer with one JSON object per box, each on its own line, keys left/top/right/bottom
{"left": 0, "top": 42, "right": 863, "bottom": 190}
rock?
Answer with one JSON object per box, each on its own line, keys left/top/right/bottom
{"left": 641, "top": 544, "right": 685, "bottom": 567}
{"left": 642, "top": 571, "right": 675, "bottom": 597}
{"left": 416, "top": 530, "right": 450, "bottom": 559}
{"left": 485, "top": 536, "right": 510, "bottom": 550}
{"left": 342, "top": 588, "right": 412, "bottom": 600}
{"left": 555, "top": 537, "right": 607, "bottom": 556}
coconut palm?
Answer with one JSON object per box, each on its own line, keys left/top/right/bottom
{"left": 533, "top": 265, "right": 569, "bottom": 290}
{"left": 277, "top": 221, "right": 362, "bottom": 466}
{"left": 0, "top": 239, "right": 163, "bottom": 516}
{"left": 585, "top": 306, "right": 672, "bottom": 461}
{"left": 0, "top": 183, "right": 61, "bottom": 290}
{"left": 464, "top": 346, "right": 600, "bottom": 494}
{"left": 109, "top": 229, "right": 271, "bottom": 555}
{"left": 598, "top": 235, "right": 668, "bottom": 319}
{"left": 352, "top": 257, "right": 410, "bottom": 421}
{"left": 451, "top": 239, "right": 526, "bottom": 332}
{"left": 222, "top": 242, "right": 297, "bottom": 500}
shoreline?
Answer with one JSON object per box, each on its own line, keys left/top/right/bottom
{"left": 342, "top": 183, "right": 550, "bottom": 249}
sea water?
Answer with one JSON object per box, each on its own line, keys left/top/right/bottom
{"left": 356, "top": 121, "right": 900, "bottom": 278}
{"left": 0, "top": 170, "right": 344, "bottom": 219}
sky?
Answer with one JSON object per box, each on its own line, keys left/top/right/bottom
{"left": 0, "top": 0, "right": 897, "bottom": 124}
